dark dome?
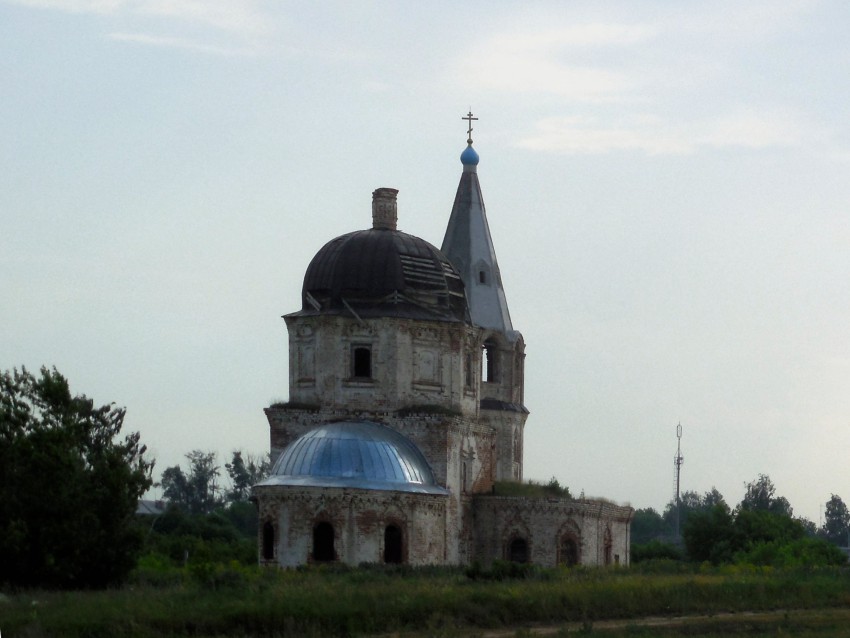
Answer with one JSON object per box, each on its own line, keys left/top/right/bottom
{"left": 259, "top": 421, "right": 448, "bottom": 495}
{"left": 298, "top": 229, "right": 469, "bottom": 322}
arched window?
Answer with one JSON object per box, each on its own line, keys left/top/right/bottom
{"left": 483, "top": 339, "right": 498, "bottom": 383}
{"left": 604, "top": 527, "right": 613, "bottom": 566}
{"left": 383, "top": 524, "right": 403, "bottom": 564}
{"left": 558, "top": 536, "right": 578, "bottom": 567}
{"left": 508, "top": 537, "right": 528, "bottom": 563}
{"left": 352, "top": 346, "right": 372, "bottom": 378}
{"left": 464, "top": 352, "right": 474, "bottom": 389}
{"left": 262, "top": 521, "right": 275, "bottom": 560}
{"left": 313, "top": 521, "right": 335, "bottom": 562}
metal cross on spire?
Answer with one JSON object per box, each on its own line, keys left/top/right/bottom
{"left": 462, "top": 110, "right": 478, "bottom": 144}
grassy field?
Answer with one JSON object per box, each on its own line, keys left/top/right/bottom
{"left": 4, "top": 563, "right": 850, "bottom": 637}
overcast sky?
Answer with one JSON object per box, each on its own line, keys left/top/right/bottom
{"left": 2, "top": 0, "right": 849, "bottom": 524}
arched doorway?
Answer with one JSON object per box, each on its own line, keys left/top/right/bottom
{"left": 313, "top": 521, "right": 335, "bottom": 562}
{"left": 383, "top": 524, "right": 403, "bottom": 564}
{"left": 508, "top": 537, "right": 528, "bottom": 563}
{"left": 262, "top": 521, "right": 275, "bottom": 560}
{"left": 558, "top": 536, "right": 578, "bottom": 567}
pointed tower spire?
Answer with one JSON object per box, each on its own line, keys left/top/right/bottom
{"left": 441, "top": 112, "right": 515, "bottom": 336}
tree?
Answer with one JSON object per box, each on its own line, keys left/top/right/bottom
{"left": 662, "top": 487, "right": 729, "bottom": 537}
{"left": 0, "top": 367, "right": 153, "bottom": 588}
{"left": 225, "top": 450, "right": 271, "bottom": 502}
{"left": 821, "top": 494, "right": 850, "bottom": 546}
{"left": 631, "top": 508, "right": 666, "bottom": 545}
{"left": 739, "top": 474, "right": 793, "bottom": 517}
{"left": 682, "top": 503, "right": 737, "bottom": 564}
{"left": 161, "top": 450, "right": 222, "bottom": 515}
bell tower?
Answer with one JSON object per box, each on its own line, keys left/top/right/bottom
{"left": 441, "top": 112, "right": 528, "bottom": 481}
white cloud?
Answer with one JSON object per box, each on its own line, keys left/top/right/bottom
{"left": 697, "top": 109, "right": 807, "bottom": 149}
{"left": 517, "top": 115, "right": 690, "bottom": 155}
{"left": 5, "top": 0, "right": 273, "bottom": 36}
{"left": 7, "top": 0, "right": 121, "bottom": 12}
{"left": 132, "top": 0, "right": 272, "bottom": 36}
{"left": 667, "top": 0, "right": 819, "bottom": 42}
{"left": 518, "top": 109, "right": 816, "bottom": 156}
{"left": 108, "top": 31, "right": 256, "bottom": 56}
{"left": 495, "top": 23, "right": 655, "bottom": 50}
{"left": 453, "top": 23, "right": 654, "bottom": 102}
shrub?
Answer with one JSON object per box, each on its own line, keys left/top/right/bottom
{"left": 631, "top": 540, "right": 683, "bottom": 563}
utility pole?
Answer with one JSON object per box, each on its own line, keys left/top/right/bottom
{"left": 674, "top": 422, "right": 684, "bottom": 541}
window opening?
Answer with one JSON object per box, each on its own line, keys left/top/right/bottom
{"left": 461, "top": 461, "right": 468, "bottom": 494}
{"left": 352, "top": 346, "right": 372, "bottom": 378}
{"left": 483, "top": 339, "right": 498, "bottom": 383}
{"left": 383, "top": 525, "right": 403, "bottom": 564}
{"left": 604, "top": 528, "right": 613, "bottom": 566}
{"left": 262, "top": 522, "right": 275, "bottom": 560}
{"left": 313, "top": 521, "right": 335, "bottom": 562}
{"left": 464, "top": 352, "right": 473, "bottom": 389}
{"left": 479, "top": 270, "right": 487, "bottom": 284}
{"left": 508, "top": 538, "right": 528, "bottom": 563}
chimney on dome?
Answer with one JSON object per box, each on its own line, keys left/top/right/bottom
{"left": 372, "top": 188, "right": 398, "bottom": 230}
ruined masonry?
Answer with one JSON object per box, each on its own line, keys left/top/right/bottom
{"left": 252, "top": 130, "right": 633, "bottom": 567}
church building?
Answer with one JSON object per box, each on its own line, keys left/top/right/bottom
{"left": 253, "top": 118, "right": 633, "bottom": 567}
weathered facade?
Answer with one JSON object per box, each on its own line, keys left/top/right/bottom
{"left": 253, "top": 131, "right": 633, "bottom": 568}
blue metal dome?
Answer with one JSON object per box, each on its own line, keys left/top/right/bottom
{"left": 460, "top": 143, "right": 479, "bottom": 166}
{"left": 259, "top": 421, "right": 449, "bottom": 495}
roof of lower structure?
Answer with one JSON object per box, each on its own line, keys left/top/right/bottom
{"left": 257, "top": 421, "right": 449, "bottom": 495}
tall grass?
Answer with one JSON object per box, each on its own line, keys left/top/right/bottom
{"left": 4, "top": 564, "right": 850, "bottom": 637}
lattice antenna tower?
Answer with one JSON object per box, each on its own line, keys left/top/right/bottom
{"left": 674, "top": 422, "right": 684, "bottom": 539}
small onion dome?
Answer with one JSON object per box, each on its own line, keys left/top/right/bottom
{"left": 460, "top": 143, "right": 479, "bottom": 166}
{"left": 259, "top": 421, "right": 449, "bottom": 495}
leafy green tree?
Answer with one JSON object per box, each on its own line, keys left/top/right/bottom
{"left": 821, "top": 494, "right": 850, "bottom": 546}
{"left": 662, "top": 487, "right": 729, "bottom": 537}
{"left": 225, "top": 450, "right": 271, "bottom": 502}
{"left": 683, "top": 503, "right": 737, "bottom": 564}
{"left": 734, "top": 508, "right": 804, "bottom": 546}
{"left": 0, "top": 367, "right": 153, "bottom": 588}
{"left": 161, "top": 450, "right": 222, "bottom": 515}
{"left": 739, "top": 473, "right": 793, "bottom": 517}
{"left": 631, "top": 508, "right": 666, "bottom": 545}
{"left": 682, "top": 477, "right": 843, "bottom": 568}
{"left": 797, "top": 517, "right": 818, "bottom": 537}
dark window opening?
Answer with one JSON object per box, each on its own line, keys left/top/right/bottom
{"left": 313, "top": 522, "right": 335, "bottom": 562}
{"left": 508, "top": 538, "right": 528, "bottom": 563}
{"left": 559, "top": 537, "right": 578, "bottom": 567}
{"left": 464, "top": 352, "right": 473, "bottom": 389}
{"left": 262, "top": 522, "right": 275, "bottom": 560}
{"left": 483, "top": 339, "right": 498, "bottom": 383}
{"left": 461, "top": 461, "right": 468, "bottom": 493}
{"left": 604, "top": 529, "right": 613, "bottom": 566}
{"left": 352, "top": 346, "right": 372, "bottom": 378}
{"left": 479, "top": 270, "right": 487, "bottom": 284}
{"left": 384, "top": 525, "right": 403, "bottom": 564}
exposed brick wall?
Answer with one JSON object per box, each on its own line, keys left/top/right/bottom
{"left": 472, "top": 496, "right": 633, "bottom": 568}
{"left": 254, "top": 485, "right": 448, "bottom": 567}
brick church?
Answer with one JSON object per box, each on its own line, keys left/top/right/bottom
{"left": 253, "top": 118, "right": 633, "bottom": 567}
